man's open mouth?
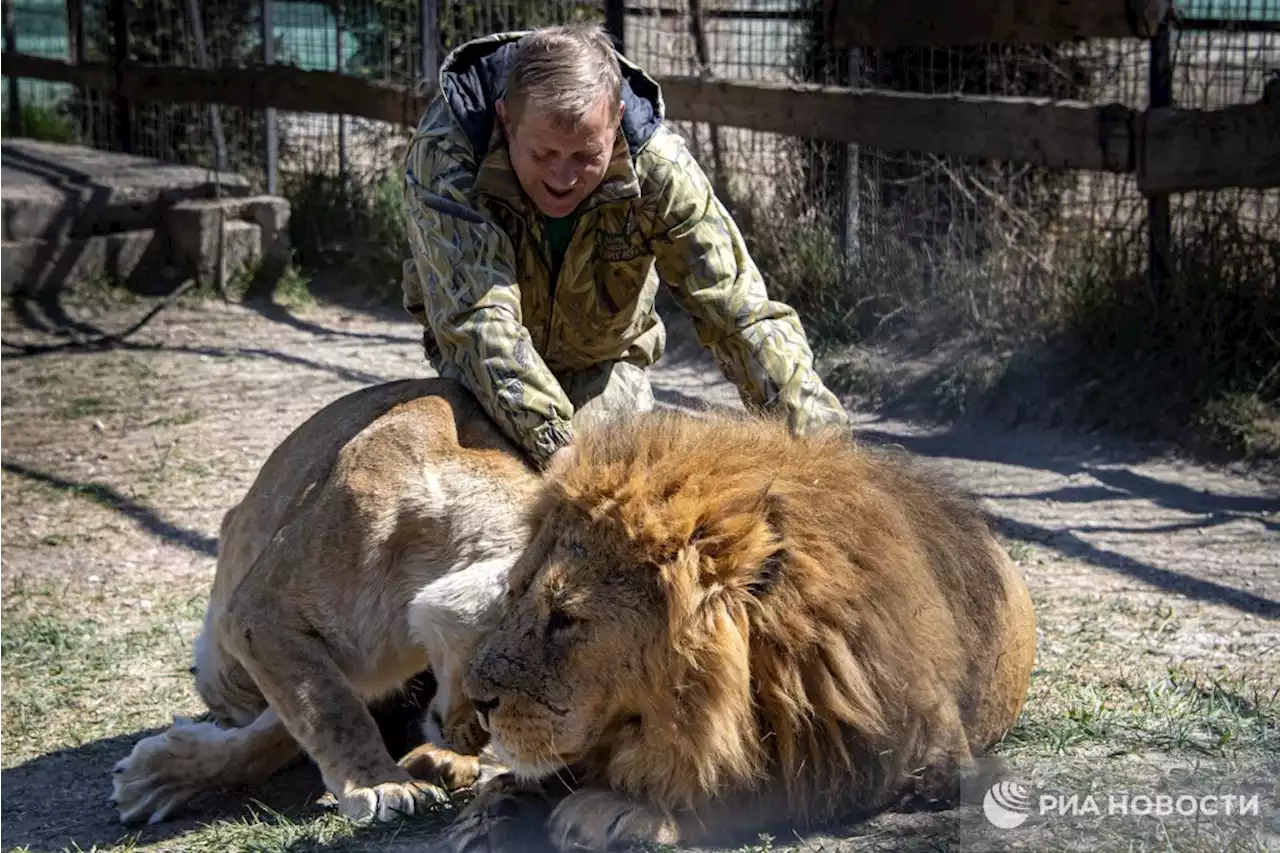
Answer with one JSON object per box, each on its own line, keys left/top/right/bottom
{"left": 545, "top": 183, "right": 574, "bottom": 200}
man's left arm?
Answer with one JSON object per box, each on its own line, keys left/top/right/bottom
{"left": 646, "top": 141, "right": 849, "bottom": 434}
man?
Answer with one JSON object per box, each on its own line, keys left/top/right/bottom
{"left": 401, "top": 22, "right": 848, "bottom": 471}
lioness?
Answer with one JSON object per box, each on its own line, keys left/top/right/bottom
{"left": 112, "top": 378, "right": 540, "bottom": 825}
{"left": 448, "top": 408, "right": 1038, "bottom": 852}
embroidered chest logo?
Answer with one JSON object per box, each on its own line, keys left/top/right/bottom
{"left": 594, "top": 207, "right": 647, "bottom": 263}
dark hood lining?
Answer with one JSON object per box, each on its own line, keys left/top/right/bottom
{"left": 440, "top": 36, "right": 662, "bottom": 162}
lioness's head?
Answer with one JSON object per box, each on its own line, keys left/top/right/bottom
{"left": 464, "top": 412, "right": 802, "bottom": 799}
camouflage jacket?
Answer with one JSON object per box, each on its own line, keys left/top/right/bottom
{"left": 402, "top": 31, "right": 848, "bottom": 466}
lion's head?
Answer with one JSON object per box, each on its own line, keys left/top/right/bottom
{"left": 464, "top": 412, "right": 800, "bottom": 801}
{"left": 192, "top": 608, "right": 267, "bottom": 727}
{"left": 464, "top": 409, "right": 1036, "bottom": 825}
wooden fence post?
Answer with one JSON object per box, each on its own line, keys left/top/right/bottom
{"left": 65, "top": 0, "right": 86, "bottom": 138}
{"left": 262, "top": 0, "right": 278, "bottom": 194}
{"left": 109, "top": 0, "right": 131, "bottom": 152}
{"left": 839, "top": 46, "right": 862, "bottom": 268}
{"left": 419, "top": 0, "right": 438, "bottom": 91}
{"left": 335, "top": 0, "right": 348, "bottom": 187}
{"left": 4, "top": 0, "right": 22, "bottom": 137}
{"left": 604, "top": 0, "right": 625, "bottom": 55}
{"left": 687, "top": 0, "right": 725, "bottom": 197}
{"left": 1148, "top": 16, "right": 1173, "bottom": 301}
{"left": 183, "top": 0, "right": 229, "bottom": 172}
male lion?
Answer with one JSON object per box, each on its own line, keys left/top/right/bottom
{"left": 448, "top": 408, "right": 1038, "bottom": 852}
{"left": 112, "top": 378, "right": 540, "bottom": 825}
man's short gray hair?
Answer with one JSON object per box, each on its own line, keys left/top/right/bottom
{"left": 504, "top": 23, "right": 624, "bottom": 130}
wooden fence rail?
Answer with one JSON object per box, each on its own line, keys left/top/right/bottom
{"left": 821, "top": 0, "right": 1172, "bottom": 48}
{"left": 3, "top": 50, "right": 1278, "bottom": 195}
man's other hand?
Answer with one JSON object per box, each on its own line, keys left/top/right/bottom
{"left": 545, "top": 445, "right": 576, "bottom": 479}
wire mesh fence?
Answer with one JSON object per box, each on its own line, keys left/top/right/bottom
{"left": 3, "top": 0, "right": 1278, "bottom": 337}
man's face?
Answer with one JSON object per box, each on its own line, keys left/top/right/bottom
{"left": 498, "top": 94, "right": 622, "bottom": 219}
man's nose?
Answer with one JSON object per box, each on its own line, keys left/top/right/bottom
{"left": 549, "top": 160, "right": 579, "bottom": 188}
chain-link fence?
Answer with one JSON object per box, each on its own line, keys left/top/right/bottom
{"left": 4, "top": 0, "right": 1278, "bottom": 344}
{"left": 618, "top": 1, "right": 1278, "bottom": 349}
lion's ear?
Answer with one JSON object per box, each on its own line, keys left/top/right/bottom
{"left": 508, "top": 502, "right": 560, "bottom": 596}
{"left": 746, "top": 492, "right": 788, "bottom": 597}
{"left": 687, "top": 485, "right": 789, "bottom": 597}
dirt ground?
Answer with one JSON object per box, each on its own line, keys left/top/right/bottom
{"left": 2, "top": 286, "right": 1277, "bottom": 853}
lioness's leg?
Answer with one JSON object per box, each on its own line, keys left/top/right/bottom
{"left": 224, "top": 615, "right": 446, "bottom": 822}
{"left": 112, "top": 707, "right": 299, "bottom": 825}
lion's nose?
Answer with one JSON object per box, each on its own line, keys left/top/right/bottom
{"left": 474, "top": 696, "right": 500, "bottom": 728}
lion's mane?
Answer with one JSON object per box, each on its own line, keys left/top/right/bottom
{"left": 531, "top": 410, "right": 1035, "bottom": 827}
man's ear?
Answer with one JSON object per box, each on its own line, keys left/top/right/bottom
{"left": 496, "top": 99, "right": 510, "bottom": 136}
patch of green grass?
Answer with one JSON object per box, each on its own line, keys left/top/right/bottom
{"left": 1, "top": 609, "right": 115, "bottom": 759}
{"left": 1005, "top": 665, "right": 1278, "bottom": 760}
{"left": 1, "top": 578, "right": 204, "bottom": 769}
{"left": 59, "top": 396, "right": 113, "bottom": 420}
{"left": 1002, "top": 539, "right": 1036, "bottom": 564}
{"left": 143, "top": 805, "right": 464, "bottom": 853}
{"left": 2, "top": 101, "right": 80, "bottom": 144}
{"left": 284, "top": 168, "right": 407, "bottom": 304}
{"left": 145, "top": 407, "right": 204, "bottom": 428}
{"left": 274, "top": 259, "right": 315, "bottom": 308}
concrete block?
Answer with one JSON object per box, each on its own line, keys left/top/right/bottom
{"left": 2, "top": 240, "right": 44, "bottom": 294}
{"left": 2, "top": 229, "right": 172, "bottom": 295}
{"left": 3, "top": 138, "right": 253, "bottom": 241}
{"left": 2, "top": 187, "right": 69, "bottom": 242}
{"left": 167, "top": 196, "right": 287, "bottom": 286}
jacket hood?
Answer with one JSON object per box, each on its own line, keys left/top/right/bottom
{"left": 436, "top": 30, "right": 665, "bottom": 161}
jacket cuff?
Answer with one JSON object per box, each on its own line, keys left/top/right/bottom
{"left": 528, "top": 419, "right": 576, "bottom": 469}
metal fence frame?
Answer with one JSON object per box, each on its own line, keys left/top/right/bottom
{"left": 3, "top": 0, "right": 1278, "bottom": 303}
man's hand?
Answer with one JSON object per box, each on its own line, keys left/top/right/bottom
{"left": 545, "top": 445, "right": 576, "bottom": 479}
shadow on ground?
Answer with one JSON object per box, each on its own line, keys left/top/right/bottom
{"left": 853, "top": 425, "right": 1280, "bottom": 618}
{"left": 2, "top": 459, "right": 219, "bottom": 557}
{"left": 0, "top": 729, "right": 326, "bottom": 852}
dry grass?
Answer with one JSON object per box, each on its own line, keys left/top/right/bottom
{"left": 2, "top": 288, "right": 1276, "bottom": 853}
{"left": 729, "top": 159, "right": 1280, "bottom": 465}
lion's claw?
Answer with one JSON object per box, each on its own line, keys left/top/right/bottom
{"left": 338, "top": 779, "right": 448, "bottom": 823}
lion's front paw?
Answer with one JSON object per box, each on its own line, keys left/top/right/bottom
{"left": 398, "top": 742, "right": 482, "bottom": 791}
{"left": 111, "top": 719, "right": 232, "bottom": 825}
{"left": 447, "top": 773, "right": 551, "bottom": 853}
{"left": 548, "top": 789, "right": 679, "bottom": 852}
{"left": 339, "top": 779, "right": 448, "bottom": 823}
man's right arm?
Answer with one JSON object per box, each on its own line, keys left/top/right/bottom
{"left": 402, "top": 120, "right": 576, "bottom": 468}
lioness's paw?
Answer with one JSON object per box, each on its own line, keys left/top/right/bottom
{"left": 111, "top": 719, "right": 231, "bottom": 825}
{"left": 447, "top": 773, "right": 549, "bottom": 853}
{"left": 548, "top": 789, "right": 679, "bottom": 852}
{"left": 338, "top": 779, "right": 447, "bottom": 823}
